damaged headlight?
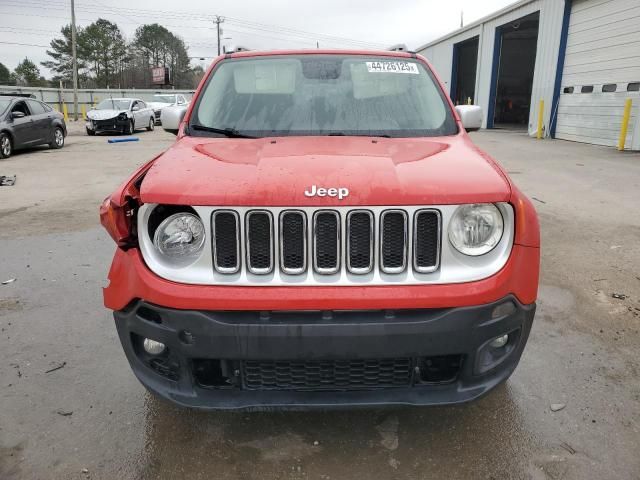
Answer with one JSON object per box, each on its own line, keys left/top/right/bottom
{"left": 118, "top": 113, "right": 128, "bottom": 121}
{"left": 153, "top": 212, "right": 205, "bottom": 264}
{"left": 448, "top": 203, "right": 504, "bottom": 256}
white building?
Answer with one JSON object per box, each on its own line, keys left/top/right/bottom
{"left": 417, "top": 0, "right": 640, "bottom": 150}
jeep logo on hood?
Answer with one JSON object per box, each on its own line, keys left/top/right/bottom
{"left": 304, "top": 185, "right": 350, "bottom": 200}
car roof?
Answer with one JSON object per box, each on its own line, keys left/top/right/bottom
{"left": 224, "top": 49, "right": 417, "bottom": 59}
{"left": 0, "top": 95, "right": 38, "bottom": 101}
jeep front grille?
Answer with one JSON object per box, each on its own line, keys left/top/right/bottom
{"left": 210, "top": 207, "right": 441, "bottom": 277}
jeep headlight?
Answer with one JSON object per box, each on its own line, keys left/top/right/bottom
{"left": 448, "top": 204, "right": 504, "bottom": 256}
{"left": 118, "top": 112, "right": 128, "bottom": 120}
{"left": 153, "top": 212, "right": 205, "bottom": 263}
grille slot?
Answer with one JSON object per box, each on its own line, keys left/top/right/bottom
{"left": 413, "top": 210, "right": 441, "bottom": 273}
{"left": 380, "top": 210, "right": 408, "bottom": 273}
{"left": 347, "top": 210, "right": 374, "bottom": 274}
{"left": 212, "top": 211, "right": 240, "bottom": 273}
{"left": 313, "top": 211, "right": 340, "bottom": 274}
{"left": 246, "top": 211, "right": 274, "bottom": 274}
{"left": 280, "top": 211, "right": 307, "bottom": 274}
{"left": 242, "top": 358, "right": 412, "bottom": 391}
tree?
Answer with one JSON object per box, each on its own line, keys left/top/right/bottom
{"left": 82, "top": 19, "right": 127, "bottom": 88}
{"left": 133, "top": 24, "right": 191, "bottom": 88}
{"left": 42, "top": 25, "right": 89, "bottom": 86}
{"left": 0, "top": 62, "right": 13, "bottom": 85}
{"left": 14, "top": 58, "right": 44, "bottom": 86}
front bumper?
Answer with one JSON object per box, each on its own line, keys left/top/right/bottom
{"left": 114, "top": 296, "right": 535, "bottom": 410}
{"left": 86, "top": 118, "right": 129, "bottom": 132}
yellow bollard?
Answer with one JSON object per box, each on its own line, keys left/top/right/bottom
{"left": 62, "top": 103, "right": 69, "bottom": 121}
{"left": 467, "top": 97, "right": 472, "bottom": 105}
{"left": 617, "top": 98, "right": 632, "bottom": 151}
{"left": 81, "top": 104, "right": 87, "bottom": 119}
{"left": 536, "top": 99, "right": 544, "bottom": 139}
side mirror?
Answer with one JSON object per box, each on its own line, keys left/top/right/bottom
{"left": 161, "top": 105, "right": 188, "bottom": 135}
{"left": 455, "top": 105, "right": 483, "bottom": 132}
{"left": 11, "top": 111, "right": 26, "bottom": 119}
{"left": 131, "top": 105, "right": 140, "bottom": 112}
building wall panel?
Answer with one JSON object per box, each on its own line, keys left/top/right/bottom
{"left": 556, "top": 0, "right": 640, "bottom": 149}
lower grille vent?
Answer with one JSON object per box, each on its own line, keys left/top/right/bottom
{"left": 242, "top": 358, "right": 412, "bottom": 391}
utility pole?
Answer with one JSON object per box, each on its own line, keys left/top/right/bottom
{"left": 214, "top": 16, "right": 225, "bottom": 56}
{"left": 70, "top": 0, "right": 79, "bottom": 121}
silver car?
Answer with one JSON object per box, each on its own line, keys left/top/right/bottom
{"left": 147, "top": 94, "right": 189, "bottom": 125}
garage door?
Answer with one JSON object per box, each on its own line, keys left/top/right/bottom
{"left": 555, "top": 0, "right": 640, "bottom": 149}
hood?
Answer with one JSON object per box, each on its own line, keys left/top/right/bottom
{"left": 87, "top": 109, "right": 125, "bottom": 120}
{"left": 147, "top": 102, "right": 171, "bottom": 110}
{"left": 140, "top": 135, "right": 511, "bottom": 206}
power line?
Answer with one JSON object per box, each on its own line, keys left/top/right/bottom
{"left": 8, "top": 0, "right": 387, "bottom": 48}
{"left": 0, "top": 41, "right": 50, "bottom": 48}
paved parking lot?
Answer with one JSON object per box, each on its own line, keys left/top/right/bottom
{"left": 1, "top": 126, "right": 639, "bottom": 479}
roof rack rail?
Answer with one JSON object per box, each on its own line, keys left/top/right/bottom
{"left": 226, "top": 45, "right": 251, "bottom": 53}
{"left": 387, "top": 44, "right": 409, "bottom": 52}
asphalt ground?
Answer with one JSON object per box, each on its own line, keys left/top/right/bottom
{"left": 1, "top": 124, "right": 639, "bottom": 479}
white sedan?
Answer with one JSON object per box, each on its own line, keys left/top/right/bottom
{"left": 85, "top": 98, "right": 156, "bottom": 136}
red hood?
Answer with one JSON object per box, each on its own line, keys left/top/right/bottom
{"left": 140, "top": 135, "right": 511, "bottom": 206}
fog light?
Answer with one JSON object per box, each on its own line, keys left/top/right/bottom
{"left": 489, "top": 334, "right": 509, "bottom": 348}
{"left": 143, "top": 338, "right": 166, "bottom": 355}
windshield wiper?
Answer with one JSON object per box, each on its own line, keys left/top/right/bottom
{"left": 189, "top": 124, "right": 256, "bottom": 138}
{"left": 326, "top": 132, "right": 391, "bottom": 138}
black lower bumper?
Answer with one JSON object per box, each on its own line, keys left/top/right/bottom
{"left": 114, "top": 296, "right": 535, "bottom": 410}
{"left": 89, "top": 118, "right": 129, "bottom": 132}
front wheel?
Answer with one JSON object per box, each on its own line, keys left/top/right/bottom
{"left": 49, "top": 127, "right": 65, "bottom": 149}
{"left": 146, "top": 117, "right": 154, "bottom": 131}
{"left": 123, "top": 120, "right": 134, "bottom": 135}
{"left": 0, "top": 132, "right": 12, "bottom": 159}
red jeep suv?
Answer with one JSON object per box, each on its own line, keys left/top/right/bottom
{"left": 101, "top": 49, "right": 540, "bottom": 409}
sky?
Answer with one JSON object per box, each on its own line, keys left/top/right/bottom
{"left": 0, "top": 0, "right": 515, "bottom": 77}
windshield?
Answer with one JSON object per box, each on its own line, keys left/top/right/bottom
{"left": 0, "top": 98, "right": 11, "bottom": 115}
{"left": 96, "top": 99, "right": 131, "bottom": 110}
{"left": 152, "top": 95, "right": 176, "bottom": 104}
{"left": 191, "top": 55, "right": 457, "bottom": 138}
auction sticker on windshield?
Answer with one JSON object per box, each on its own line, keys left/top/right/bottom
{"left": 366, "top": 61, "right": 419, "bottom": 74}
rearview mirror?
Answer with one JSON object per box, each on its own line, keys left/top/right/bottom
{"left": 455, "top": 105, "right": 483, "bottom": 132}
{"left": 161, "top": 105, "right": 188, "bottom": 135}
{"left": 11, "top": 111, "right": 26, "bottom": 119}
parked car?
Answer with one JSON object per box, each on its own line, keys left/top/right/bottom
{"left": 147, "top": 93, "right": 189, "bottom": 125}
{"left": 85, "top": 98, "right": 155, "bottom": 136}
{"left": 0, "top": 96, "right": 66, "bottom": 159}
{"left": 100, "top": 50, "right": 540, "bottom": 410}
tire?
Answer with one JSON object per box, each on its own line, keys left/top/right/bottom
{"left": 86, "top": 127, "right": 95, "bottom": 136}
{"left": 0, "top": 132, "right": 12, "bottom": 159}
{"left": 49, "top": 127, "right": 65, "bottom": 149}
{"left": 146, "top": 117, "right": 154, "bottom": 131}
{"left": 123, "top": 120, "right": 134, "bottom": 135}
